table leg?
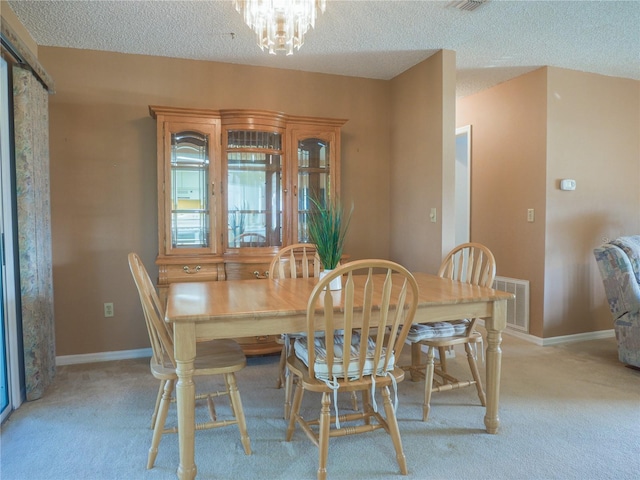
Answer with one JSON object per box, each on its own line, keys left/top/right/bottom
{"left": 484, "top": 299, "right": 506, "bottom": 434}
{"left": 174, "top": 322, "right": 197, "bottom": 479}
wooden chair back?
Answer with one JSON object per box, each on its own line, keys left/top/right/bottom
{"left": 304, "top": 259, "right": 419, "bottom": 383}
{"left": 438, "top": 242, "right": 496, "bottom": 288}
{"left": 437, "top": 242, "right": 496, "bottom": 336}
{"left": 128, "top": 252, "right": 175, "bottom": 368}
{"left": 269, "top": 243, "right": 321, "bottom": 279}
{"left": 235, "top": 232, "right": 266, "bottom": 247}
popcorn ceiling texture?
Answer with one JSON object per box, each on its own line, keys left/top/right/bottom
{"left": 7, "top": 0, "right": 640, "bottom": 97}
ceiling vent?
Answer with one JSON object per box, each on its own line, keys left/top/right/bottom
{"left": 448, "top": 0, "right": 489, "bottom": 11}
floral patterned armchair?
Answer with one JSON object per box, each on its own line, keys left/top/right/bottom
{"left": 594, "top": 235, "right": 640, "bottom": 368}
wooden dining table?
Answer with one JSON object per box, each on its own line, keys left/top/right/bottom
{"left": 165, "top": 272, "right": 513, "bottom": 480}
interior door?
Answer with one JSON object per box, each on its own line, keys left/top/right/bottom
{"left": 455, "top": 125, "right": 471, "bottom": 246}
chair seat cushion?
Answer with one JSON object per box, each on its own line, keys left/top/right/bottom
{"left": 407, "top": 320, "right": 470, "bottom": 342}
{"left": 294, "top": 333, "right": 394, "bottom": 381}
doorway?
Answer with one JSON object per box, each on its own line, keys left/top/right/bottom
{"left": 455, "top": 125, "right": 471, "bottom": 246}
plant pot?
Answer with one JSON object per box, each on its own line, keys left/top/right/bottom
{"left": 319, "top": 269, "right": 342, "bottom": 290}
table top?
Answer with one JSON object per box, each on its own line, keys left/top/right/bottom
{"left": 165, "top": 272, "right": 514, "bottom": 324}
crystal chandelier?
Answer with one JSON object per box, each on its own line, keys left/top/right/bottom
{"left": 234, "top": 0, "right": 326, "bottom": 55}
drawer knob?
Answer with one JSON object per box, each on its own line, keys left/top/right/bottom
{"left": 183, "top": 265, "right": 202, "bottom": 274}
{"left": 253, "top": 270, "right": 269, "bottom": 279}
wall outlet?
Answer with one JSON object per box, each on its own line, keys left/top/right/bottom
{"left": 104, "top": 302, "right": 114, "bottom": 318}
{"left": 527, "top": 208, "right": 535, "bottom": 222}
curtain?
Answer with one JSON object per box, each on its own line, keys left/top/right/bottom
{"left": 12, "top": 66, "right": 55, "bottom": 401}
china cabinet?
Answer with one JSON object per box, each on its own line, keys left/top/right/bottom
{"left": 150, "top": 106, "right": 346, "bottom": 354}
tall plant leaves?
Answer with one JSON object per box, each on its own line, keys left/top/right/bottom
{"left": 307, "top": 195, "right": 352, "bottom": 270}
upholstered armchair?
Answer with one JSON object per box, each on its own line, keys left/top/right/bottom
{"left": 593, "top": 236, "right": 640, "bottom": 368}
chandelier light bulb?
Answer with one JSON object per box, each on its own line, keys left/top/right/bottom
{"left": 234, "top": 0, "right": 326, "bottom": 55}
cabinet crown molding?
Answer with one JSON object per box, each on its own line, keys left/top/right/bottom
{"left": 149, "top": 105, "right": 347, "bottom": 128}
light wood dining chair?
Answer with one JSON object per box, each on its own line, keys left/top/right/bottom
{"left": 128, "top": 253, "right": 251, "bottom": 469}
{"left": 285, "top": 259, "right": 419, "bottom": 480}
{"left": 269, "top": 243, "right": 321, "bottom": 419}
{"left": 406, "top": 243, "right": 496, "bottom": 421}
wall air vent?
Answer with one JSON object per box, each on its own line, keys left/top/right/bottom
{"left": 492, "top": 276, "right": 530, "bottom": 333}
{"left": 448, "top": 1, "right": 489, "bottom": 12}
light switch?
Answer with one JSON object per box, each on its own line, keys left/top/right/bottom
{"left": 527, "top": 209, "right": 535, "bottom": 222}
{"left": 429, "top": 208, "right": 437, "bottom": 223}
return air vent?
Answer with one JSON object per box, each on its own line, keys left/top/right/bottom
{"left": 492, "top": 276, "right": 530, "bottom": 333}
{"left": 448, "top": 0, "right": 489, "bottom": 12}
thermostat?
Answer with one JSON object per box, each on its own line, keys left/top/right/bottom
{"left": 560, "top": 179, "right": 576, "bottom": 191}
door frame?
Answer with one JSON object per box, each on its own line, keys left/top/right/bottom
{"left": 0, "top": 56, "right": 24, "bottom": 422}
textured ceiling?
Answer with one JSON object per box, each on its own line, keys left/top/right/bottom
{"left": 6, "top": 0, "right": 640, "bottom": 97}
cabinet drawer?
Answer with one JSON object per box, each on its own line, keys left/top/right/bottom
{"left": 158, "top": 262, "right": 221, "bottom": 285}
{"left": 224, "top": 261, "right": 272, "bottom": 281}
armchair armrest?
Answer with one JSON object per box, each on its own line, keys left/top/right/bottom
{"left": 594, "top": 244, "right": 640, "bottom": 320}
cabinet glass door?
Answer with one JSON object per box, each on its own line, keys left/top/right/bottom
{"left": 226, "top": 130, "right": 283, "bottom": 249}
{"left": 170, "top": 130, "right": 211, "bottom": 250}
{"left": 297, "top": 137, "right": 331, "bottom": 243}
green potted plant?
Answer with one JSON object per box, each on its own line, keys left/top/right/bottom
{"left": 307, "top": 194, "right": 352, "bottom": 290}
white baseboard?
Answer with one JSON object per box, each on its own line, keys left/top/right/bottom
{"left": 56, "top": 348, "right": 152, "bottom": 366}
{"left": 476, "top": 320, "right": 615, "bottom": 346}
{"left": 536, "top": 329, "right": 615, "bottom": 346}
{"left": 57, "top": 328, "right": 616, "bottom": 367}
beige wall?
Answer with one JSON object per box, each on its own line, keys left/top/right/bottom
{"left": 457, "top": 67, "right": 640, "bottom": 338}
{"left": 390, "top": 50, "right": 457, "bottom": 273}
{"left": 8, "top": 6, "right": 639, "bottom": 355}
{"left": 544, "top": 67, "right": 640, "bottom": 337}
{"left": 457, "top": 68, "right": 548, "bottom": 336}
{"left": 39, "top": 47, "right": 401, "bottom": 356}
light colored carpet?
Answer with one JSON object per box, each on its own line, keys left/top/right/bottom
{"left": 1, "top": 334, "right": 639, "bottom": 480}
